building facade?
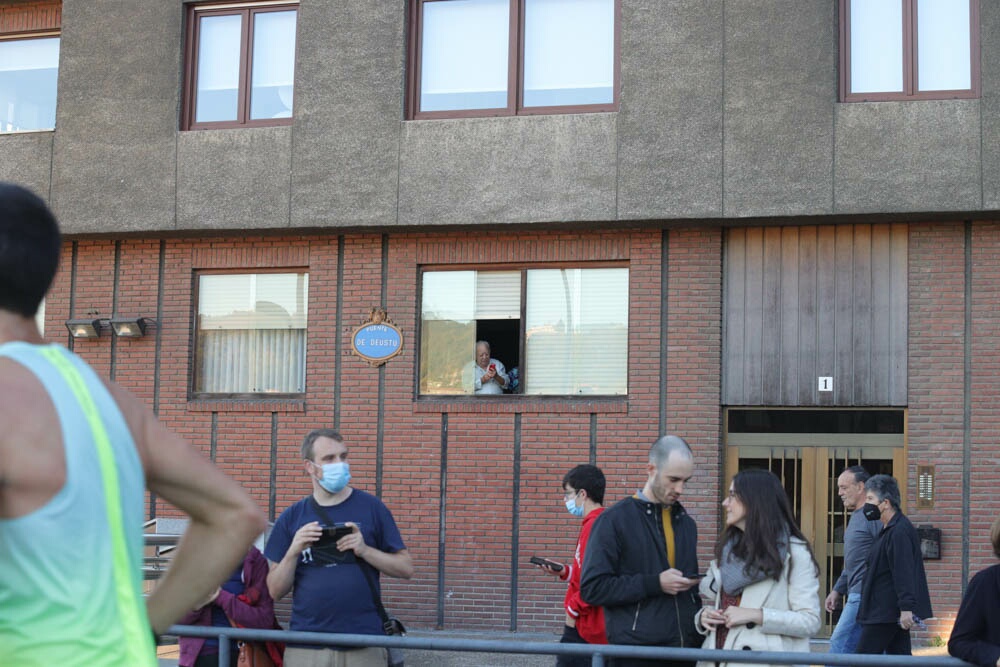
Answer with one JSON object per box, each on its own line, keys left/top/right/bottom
{"left": 2, "top": 0, "right": 998, "bottom": 643}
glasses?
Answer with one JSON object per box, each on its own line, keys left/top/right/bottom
{"left": 563, "top": 489, "right": 581, "bottom": 500}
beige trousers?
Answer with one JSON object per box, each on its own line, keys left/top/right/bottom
{"left": 284, "top": 646, "right": 387, "bottom": 667}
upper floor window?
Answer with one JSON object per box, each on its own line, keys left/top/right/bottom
{"left": 840, "top": 0, "right": 979, "bottom": 101}
{"left": 419, "top": 266, "right": 628, "bottom": 396}
{"left": 194, "top": 271, "right": 308, "bottom": 396}
{"left": 407, "top": 0, "right": 619, "bottom": 119}
{"left": 182, "top": 2, "right": 297, "bottom": 130}
{"left": 0, "top": 34, "right": 59, "bottom": 132}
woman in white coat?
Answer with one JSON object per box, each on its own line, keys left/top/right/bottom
{"left": 694, "top": 469, "right": 821, "bottom": 667}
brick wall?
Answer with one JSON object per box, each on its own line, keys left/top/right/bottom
{"left": 45, "top": 222, "right": 995, "bottom": 637}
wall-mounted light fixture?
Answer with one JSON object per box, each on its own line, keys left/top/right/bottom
{"left": 110, "top": 316, "right": 153, "bottom": 338}
{"left": 65, "top": 318, "right": 102, "bottom": 339}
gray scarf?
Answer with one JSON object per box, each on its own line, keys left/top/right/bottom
{"left": 719, "top": 533, "right": 789, "bottom": 596}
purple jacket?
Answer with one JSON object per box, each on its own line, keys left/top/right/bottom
{"left": 177, "top": 546, "right": 277, "bottom": 667}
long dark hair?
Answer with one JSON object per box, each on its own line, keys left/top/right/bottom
{"left": 714, "top": 469, "right": 819, "bottom": 580}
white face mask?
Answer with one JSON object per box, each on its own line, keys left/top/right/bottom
{"left": 316, "top": 461, "right": 351, "bottom": 493}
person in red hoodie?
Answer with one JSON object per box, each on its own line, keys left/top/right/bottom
{"left": 536, "top": 464, "right": 608, "bottom": 667}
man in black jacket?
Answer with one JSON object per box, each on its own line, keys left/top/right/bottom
{"left": 855, "top": 474, "right": 933, "bottom": 656}
{"left": 580, "top": 435, "right": 702, "bottom": 667}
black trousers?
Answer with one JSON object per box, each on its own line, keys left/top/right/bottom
{"left": 193, "top": 651, "right": 239, "bottom": 667}
{"left": 608, "top": 659, "right": 695, "bottom": 667}
{"left": 555, "top": 624, "right": 591, "bottom": 667}
{"left": 855, "top": 622, "right": 912, "bottom": 655}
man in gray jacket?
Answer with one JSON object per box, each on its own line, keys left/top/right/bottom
{"left": 824, "top": 465, "right": 882, "bottom": 658}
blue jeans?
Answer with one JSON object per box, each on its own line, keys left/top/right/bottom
{"left": 827, "top": 594, "right": 862, "bottom": 656}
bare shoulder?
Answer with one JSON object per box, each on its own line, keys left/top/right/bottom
{"left": 0, "top": 357, "right": 65, "bottom": 517}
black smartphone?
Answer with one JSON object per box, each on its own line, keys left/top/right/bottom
{"left": 529, "top": 556, "right": 564, "bottom": 572}
{"left": 684, "top": 572, "right": 705, "bottom": 579}
{"left": 316, "top": 522, "right": 353, "bottom": 548}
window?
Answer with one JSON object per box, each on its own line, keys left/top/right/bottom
{"left": 194, "top": 271, "right": 308, "bottom": 395}
{"left": 840, "top": 0, "right": 978, "bottom": 101}
{"left": 408, "top": 0, "right": 619, "bottom": 119}
{"left": 0, "top": 34, "right": 59, "bottom": 132}
{"left": 183, "top": 2, "right": 297, "bottom": 130}
{"left": 419, "top": 266, "right": 628, "bottom": 396}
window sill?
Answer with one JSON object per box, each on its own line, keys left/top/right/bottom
{"left": 187, "top": 398, "right": 305, "bottom": 413}
{"left": 413, "top": 396, "right": 627, "bottom": 414}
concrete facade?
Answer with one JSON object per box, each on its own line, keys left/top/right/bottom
{"left": 3, "top": 0, "right": 1000, "bottom": 648}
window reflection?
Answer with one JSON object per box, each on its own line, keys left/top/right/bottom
{"left": 195, "top": 14, "right": 242, "bottom": 123}
{"left": 250, "top": 10, "right": 297, "bottom": 119}
{"left": 0, "top": 37, "right": 59, "bottom": 133}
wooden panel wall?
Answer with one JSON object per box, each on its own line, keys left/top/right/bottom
{"left": 722, "top": 224, "right": 907, "bottom": 406}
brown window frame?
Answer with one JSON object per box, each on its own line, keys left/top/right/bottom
{"left": 182, "top": 1, "right": 297, "bottom": 131}
{"left": 415, "top": 262, "right": 630, "bottom": 399}
{"left": 839, "top": 0, "right": 979, "bottom": 102}
{"left": 191, "top": 267, "right": 309, "bottom": 400}
{"left": 406, "top": 0, "right": 621, "bottom": 120}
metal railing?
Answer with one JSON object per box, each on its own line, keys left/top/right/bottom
{"left": 166, "top": 624, "right": 972, "bottom": 667}
{"left": 144, "top": 533, "right": 182, "bottom": 581}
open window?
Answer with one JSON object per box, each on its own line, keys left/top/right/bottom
{"left": 419, "top": 266, "right": 628, "bottom": 396}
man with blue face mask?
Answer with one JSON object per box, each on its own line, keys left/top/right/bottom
{"left": 534, "top": 464, "right": 608, "bottom": 666}
{"left": 265, "top": 429, "right": 413, "bottom": 667}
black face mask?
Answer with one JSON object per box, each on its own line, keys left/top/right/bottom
{"left": 862, "top": 502, "right": 882, "bottom": 521}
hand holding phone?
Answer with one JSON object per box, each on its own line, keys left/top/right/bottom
{"left": 530, "top": 556, "right": 564, "bottom": 572}
{"left": 315, "top": 522, "right": 353, "bottom": 549}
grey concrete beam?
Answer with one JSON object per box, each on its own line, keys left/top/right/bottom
{"left": 617, "top": 0, "right": 724, "bottom": 220}
{"left": 834, "top": 100, "right": 981, "bottom": 214}
{"left": 177, "top": 127, "right": 292, "bottom": 231}
{"left": 398, "top": 114, "right": 617, "bottom": 226}
{"left": 723, "top": 0, "right": 836, "bottom": 218}
{"left": 0, "top": 132, "right": 53, "bottom": 201}
{"left": 289, "top": 0, "right": 406, "bottom": 228}
{"left": 50, "top": 0, "right": 182, "bottom": 233}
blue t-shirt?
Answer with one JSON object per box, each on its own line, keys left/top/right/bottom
{"left": 264, "top": 489, "right": 405, "bottom": 635}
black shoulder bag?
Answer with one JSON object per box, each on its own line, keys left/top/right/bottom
{"left": 309, "top": 497, "right": 406, "bottom": 667}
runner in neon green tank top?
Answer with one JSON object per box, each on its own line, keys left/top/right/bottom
{"left": 0, "top": 182, "right": 266, "bottom": 666}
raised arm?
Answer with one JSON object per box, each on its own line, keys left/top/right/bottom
{"left": 111, "top": 382, "right": 266, "bottom": 635}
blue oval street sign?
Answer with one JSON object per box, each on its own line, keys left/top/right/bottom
{"left": 352, "top": 322, "right": 403, "bottom": 366}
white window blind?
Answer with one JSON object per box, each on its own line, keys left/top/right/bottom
{"left": 196, "top": 272, "right": 308, "bottom": 393}
{"left": 475, "top": 271, "right": 520, "bottom": 319}
{"left": 524, "top": 268, "right": 628, "bottom": 395}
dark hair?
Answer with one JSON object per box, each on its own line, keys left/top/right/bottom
{"left": 864, "top": 474, "right": 901, "bottom": 512}
{"left": 301, "top": 428, "right": 343, "bottom": 461}
{"left": 562, "top": 464, "right": 606, "bottom": 505}
{"left": 715, "top": 469, "right": 819, "bottom": 580}
{"left": 649, "top": 434, "right": 692, "bottom": 470}
{"left": 0, "top": 183, "right": 61, "bottom": 317}
{"left": 841, "top": 465, "right": 870, "bottom": 485}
